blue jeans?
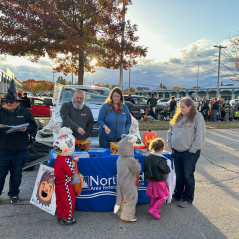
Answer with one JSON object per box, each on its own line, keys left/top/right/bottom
{"left": 99, "top": 135, "right": 111, "bottom": 148}
{"left": 173, "top": 149, "right": 201, "bottom": 203}
{"left": 213, "top": 110, "right": 218, "bottom": 122}
{"left": 0, "top": 150, "right": 28, "bottom": 198}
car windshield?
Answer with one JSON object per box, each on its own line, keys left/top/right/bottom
{"left": 59, "top": 88, "right": 111, "bottom": 105}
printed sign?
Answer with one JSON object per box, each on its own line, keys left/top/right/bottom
{"left": 30, "top": 164, "right": 56, "bottom": 215}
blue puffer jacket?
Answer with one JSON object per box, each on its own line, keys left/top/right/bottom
{"left": 98, "top": 103, "right": 131, "bottom": 142}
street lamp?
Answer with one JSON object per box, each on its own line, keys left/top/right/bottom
{"left": 214, "top": 45, "right": 227, "bottom": 98}
{"left": 196, "top": 55, "right": 200, "bottom": 97}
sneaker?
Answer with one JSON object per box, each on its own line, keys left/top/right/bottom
{"left": 60, "top": 218, "right": 76, "bottom": 225}
{"left": 178, "top": 201, "right": 191, "bottom": 208}
{"left": 11, "top": 196, "right": 20, "bottom": 203}
{"left": 57, "top": 217, "right": 61, "bottom": 223}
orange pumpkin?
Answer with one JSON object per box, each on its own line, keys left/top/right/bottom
{"left": 142, "top": 129, "right": 157, "bottom": 149}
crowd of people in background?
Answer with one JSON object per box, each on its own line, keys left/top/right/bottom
{"left": 146, "top": 94, "right": 239, "bottom": 122}
{"left": 194, "top": 96, "right": 239, "bottom": 122}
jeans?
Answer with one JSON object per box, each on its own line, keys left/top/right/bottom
{"left": 129, "top": 104, "right": 133, "bottom": 113}
{"left": 173, "top": 149, "right": 201, "bottom": 203}
{"left": 0, "top": 150, "right": 28, "bottom": 197}
{"left": 213, "top": 110, "right": 218, "bottom": 122}
{"left": 99, "top": 135, "right": 111, "bottom": 148}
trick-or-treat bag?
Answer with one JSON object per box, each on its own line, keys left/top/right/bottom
{"left": 136, "top": 174, "right": 139, "bottom": 189}
{"left": 71, "top": 160, "right": 84, "bottom": 197}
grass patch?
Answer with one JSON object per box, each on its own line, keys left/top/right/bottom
{"left": 204, "top": 121, "right": 239, "bottom": 129}
{"left": 138, "top": 121, "right": 170, "bottom": 131}
{"left": 138, "top": 120, "right": 239, "bottom": 131}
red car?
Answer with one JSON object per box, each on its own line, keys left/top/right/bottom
{"left": 28, "top": 97, "right": 51, "bottom": 117}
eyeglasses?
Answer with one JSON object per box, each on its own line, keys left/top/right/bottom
{"left": 4, "top": 100, "right": 15, "bottom": 104}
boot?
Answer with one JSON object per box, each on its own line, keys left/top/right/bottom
{"left": 148, "top": 198, "right": 165, "bottom": 219}
{"left": 148, "top": 197, "right": 161, "bottom": 214}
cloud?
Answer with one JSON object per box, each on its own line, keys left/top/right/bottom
{"left": 0, "top": 38, "right": 237, "bottom": 90}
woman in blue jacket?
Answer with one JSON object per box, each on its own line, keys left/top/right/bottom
{"left": 98, "top": 87, "right": 131, "bottom": 147}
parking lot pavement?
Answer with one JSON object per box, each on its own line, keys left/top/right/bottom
{"left": 0, "top": 129, "right": 239, "bottom": 239}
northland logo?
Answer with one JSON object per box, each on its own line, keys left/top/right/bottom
{"left": 82, "top": 176, "right": 89, "bottom": 191}
{"left": 79, "top": 173, "right": 146, "bottom": 199}
{"left": 81, "top": 175, "right": 117, "bottom": 191}
{"left": 81, "top": 173, "right": 146, "bottom": 192}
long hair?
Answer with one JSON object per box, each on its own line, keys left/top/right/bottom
{"left": 170, "top": 97, "right": 197, "bottom": 125}
{"left": 105, "top": 87, "right": 124, "bottom": 114}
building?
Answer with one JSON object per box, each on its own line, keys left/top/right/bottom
{"left": 134, "top": 85, "right": 239, "bottom": 100}
{"left": 0, "top": 68, "right": 23, "bottom": 94}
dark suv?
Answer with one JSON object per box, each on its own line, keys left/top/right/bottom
{"left": 124, "top": 95, "right": 164, "bottom": 119}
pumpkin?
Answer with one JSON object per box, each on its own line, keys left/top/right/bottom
{"left": 142, "top": 129, "right": 157, "bottom": 149}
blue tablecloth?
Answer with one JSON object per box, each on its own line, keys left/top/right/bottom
{"left": 48, "top": 148, "right": 172, "bottom": 212}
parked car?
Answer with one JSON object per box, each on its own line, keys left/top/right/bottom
{"left": 28, "top": 97, "right": 51, "bottom": 117}
{"left": 157, "top": 98, "right": 169, "bottom": 104}
{"left": 124, "top": 95, "right": 164, "bottom": 119}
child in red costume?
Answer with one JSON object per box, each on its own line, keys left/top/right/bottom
{"left": 53, "top": 132, "right": 78, "bottom": 225}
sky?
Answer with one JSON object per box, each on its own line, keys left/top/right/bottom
{"left": 1, "top": 0, "right": 239, "bottom": 90}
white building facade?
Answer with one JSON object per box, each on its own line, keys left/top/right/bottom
{"left": 135, "top": 86, "right": 239, "bottom": 101}
{"left": 0, "top": 69, "right": 23, "bottom": 94}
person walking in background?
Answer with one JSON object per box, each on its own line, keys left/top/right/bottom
{"left": 234, "top": 101, "right": 239, "bottom": 121}
{"left": 219, "top": 99, "right": 226, "bottom": 121}
{"left": 144, "top": 138, "right": 171, "bottom": 219}
{"left": 201, "top": 97, "right": 209, "bottom": 121}
{"left": 169, "top": 96, "right": 177, "bottom": 112}
{"left": 167, "top": 97, "right": 206, "bottom": 208}
{"left": 98, "top": 87, "right": 131, "bottom": 147}
{"left": 147, "top": 94, "right": 157, "bottom": 114}
{"left": 229, "top": 101, "right": 235, "bottom": 121}
{"left": 0, "top": 80, "right": 37, "bottom": 204}
{"left": 20, "top": 93, "right": 32, "bottom": 109}
{"left": 208, "top": 98, "right": 215, "bottom": 121}
{"left": 125, "top": 94, "right": 135, "bottom": 113}
{"left": 195, "top": 96, "right": 202, "bottom": 112}
{"left": 212, "top": 98, "right": 219, "bottom": 122}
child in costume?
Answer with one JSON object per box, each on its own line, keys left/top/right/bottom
{"left": 114, "top": 134, "right": 141, "bottom": 222}
{"left": 53, "top": 131, "right": 78, "bottom": 225}
{"left": 143, "top": 137, "right": 171, "bottom": 219}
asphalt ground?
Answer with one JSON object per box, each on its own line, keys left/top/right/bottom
{"left": 0, "top": 129, "right": 239, "bottom": 239}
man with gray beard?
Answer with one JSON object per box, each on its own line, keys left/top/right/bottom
{"left": 60, "top": 90, "right": 94, "bottom": 140}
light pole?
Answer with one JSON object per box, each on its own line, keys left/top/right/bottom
{"left": 119, "top": 1, "right": 126, "bottom": 89}
{"left": 196, "top": 55, "right": 200, "bottom": 97}
{"left": 214, "top": 45, "right": 227, "bottom": 98}
{"left": 128, "top": 66, "right": 131, "bottom": 95}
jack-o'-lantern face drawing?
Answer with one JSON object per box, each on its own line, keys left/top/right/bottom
{"left": 36, "top": 171, "right": 55, "bottom": 207}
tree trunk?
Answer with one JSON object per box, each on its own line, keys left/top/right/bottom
{"left": 78, "top": 54, "right": 84, "bottom": 85}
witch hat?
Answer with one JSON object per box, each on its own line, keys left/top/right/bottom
{"left": 4, "top": 79, "right": 18, "bottom": 101}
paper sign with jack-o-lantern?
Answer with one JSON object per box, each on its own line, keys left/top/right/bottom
{"left": 30, "top": 164, "right": 56, "bottom": 215}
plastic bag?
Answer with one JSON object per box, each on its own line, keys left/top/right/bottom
{"left": 71, "top": 161, "right": 83, "bottom": 197}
